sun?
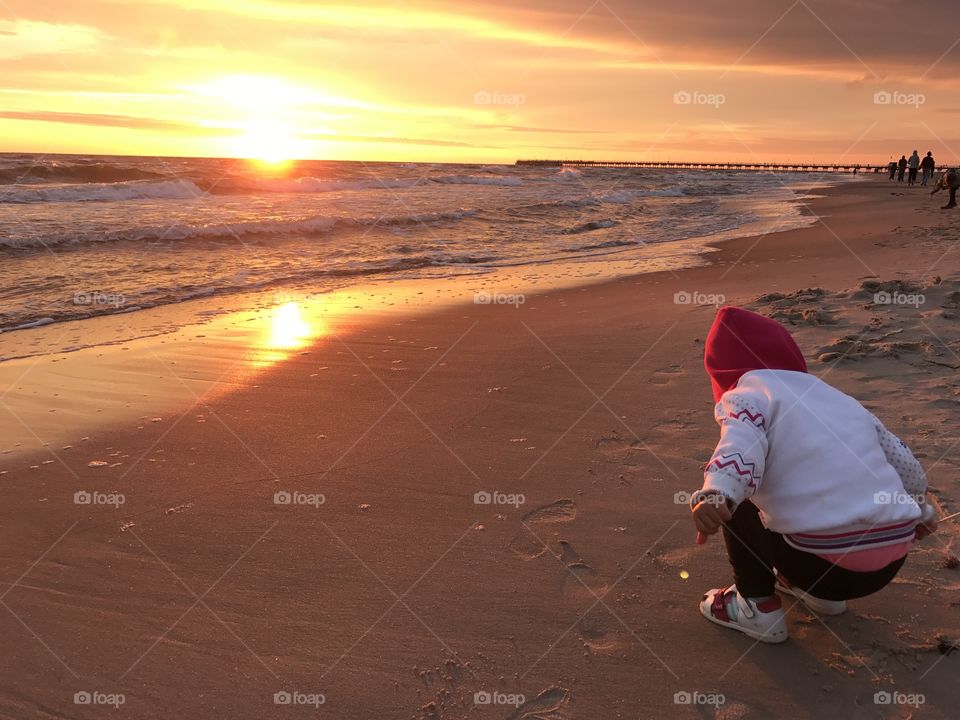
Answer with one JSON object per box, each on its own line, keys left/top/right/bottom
{"left": 194, "top": 76, "right": 314, "bottom": 165}
{"left": 240, "top": 120, "right": 300, "bottom": 166}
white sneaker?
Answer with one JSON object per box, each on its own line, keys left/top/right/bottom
{"left": 775, "top": 573, "right": 847, "bottom": 616}
{"left": 699, "top": 584, "right": 788, "bottom": 643}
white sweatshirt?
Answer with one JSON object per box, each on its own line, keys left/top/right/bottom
{"left": 700, "top": 369, "right": 929, "bottom": 553}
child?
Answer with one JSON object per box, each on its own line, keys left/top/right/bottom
{"left": 690, "top": 307, "right": 938, "bottom": 643}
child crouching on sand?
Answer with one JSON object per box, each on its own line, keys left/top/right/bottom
{"left": 690, "top": 307, "right": 938, "bottom": 643}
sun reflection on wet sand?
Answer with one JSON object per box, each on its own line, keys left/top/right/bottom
{"left": 254, "top": 300, "right": 322, "bottom": 367}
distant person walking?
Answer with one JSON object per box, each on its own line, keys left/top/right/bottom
{"left": 907, "top": 150, "right": 920, "bottom": 185}
{"left": 920, "top": 151, "right": 936, "bottom": 186}
{"left": 897, "top": 155, "right": 907, "bottom": 182}
{"left": 887, "top": 161, "right": 897, "bottom": 180}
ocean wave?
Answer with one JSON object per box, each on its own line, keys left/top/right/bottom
{"left": 230, "top": 172, "right": 523, "bottom": 194}
{"left": 561, "top": 238, "right": 639, "bottom": 252}
{"left": 561, "top": 219, "right": 618, "bottom": 234}
{"left": 1, "top": 317, "right": 56, "bottom": 332}
{"left": 526, "top": 189, "right": 681, "bottom": 208}
{"left": 0, "top": 162, "right": 169, "bottom": 185}
{"left": 0, "top": 208, "right": 477, "bottom": 249}
{"left": 599, "top": 187, "right": 685, "bottom": 202}
{"left": 429, "top": 174, "right": 523, "bottom": 186}
{"left": 244, "top": 176, "right": 421, "bottom": 193}
{"left": 680, "top": 182, "right": 740, "bottom": 196}
{"left": 0, "top": 179, "right": 204, "bottom": 204}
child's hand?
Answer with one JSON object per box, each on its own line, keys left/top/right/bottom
{"left": 915, "top": 516, "right": 938, "bottom": 541}
{"left": 692, "top": 493, "right": 732, "bottom": 545}
{"left": 915, "top": 500, "right": 939, "bottom": 541}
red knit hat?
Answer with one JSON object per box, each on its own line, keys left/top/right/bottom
{"left": 704, "top": 307, "right": 807, "bottom": 402}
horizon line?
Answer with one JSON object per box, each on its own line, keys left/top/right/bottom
{"left": 0, "top": 149, "right": 928, "bottom": 165}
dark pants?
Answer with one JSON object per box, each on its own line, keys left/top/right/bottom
{"left": 946, "top": 186, "right": 958, "bottom": 208}
{"left": 721, "top": 501, "right": 906, "bottom": 600}
{"left": 908, "top": 168, "right": 918, "bottom": 184}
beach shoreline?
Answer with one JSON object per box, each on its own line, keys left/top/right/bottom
{"left": 0, "top": 174, "right": 844, "bottom": 453}
{"left": 1, "top": 175, "right": 959, "bottom": 719}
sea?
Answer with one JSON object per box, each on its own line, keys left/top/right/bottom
{"left": 0, "top": 153, "right": 858, "bottom": 336}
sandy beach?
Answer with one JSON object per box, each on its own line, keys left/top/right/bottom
{"left": 1, "top": 177, "right": 959, "bottom": 719}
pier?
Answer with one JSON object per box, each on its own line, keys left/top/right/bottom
{"left": 516, "top": 159, "right": 879, "bottom": 173}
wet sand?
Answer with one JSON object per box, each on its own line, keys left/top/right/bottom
{"left": 1, "top": 177, "right": 958, "bottom": 719}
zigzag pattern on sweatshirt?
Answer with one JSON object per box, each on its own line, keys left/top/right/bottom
{"left": 706, "top": 452, "right": 761, "bottom": 489}
{"left": 728, "top": 408, "right": 766, "bottom": 429}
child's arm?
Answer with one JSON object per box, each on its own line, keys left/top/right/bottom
{"left": 696, "top": 388, "right": 770, "bottom": 508}
{"left": 872, "top": 416, "right": 926, "bottom": 495}
{"left": 872, "top": 414, "right": 937, "bottom": 531}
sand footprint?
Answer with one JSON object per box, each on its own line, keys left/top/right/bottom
{"left": 575, "top": 613, "right": 624, "bottom": 654}
{"left": 649, "top": 363, "right": 684, "bottom": 385}
{"left": 506, "top": 686, "right": 570, "bottom": 720}
{"left": 524, "top": 499, "right": 577, "bottom": 524}
{"left": 558, "top": 541, "right": 607, "bottom": 601}
{"left": 513, "top": 502, "right": 628, "bottom": 657}
{"left": 596, "top": 431, "right": 648, "bottom": 466}
{"left": 558, "top": 541, "right": 626, "bottom": 654}
{"left": 509, "top": 500, "right": 576, "bottom": 560}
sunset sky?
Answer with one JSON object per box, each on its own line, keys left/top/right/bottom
{"left": 2, "top": 0, "right": 959, "bottom": 163}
